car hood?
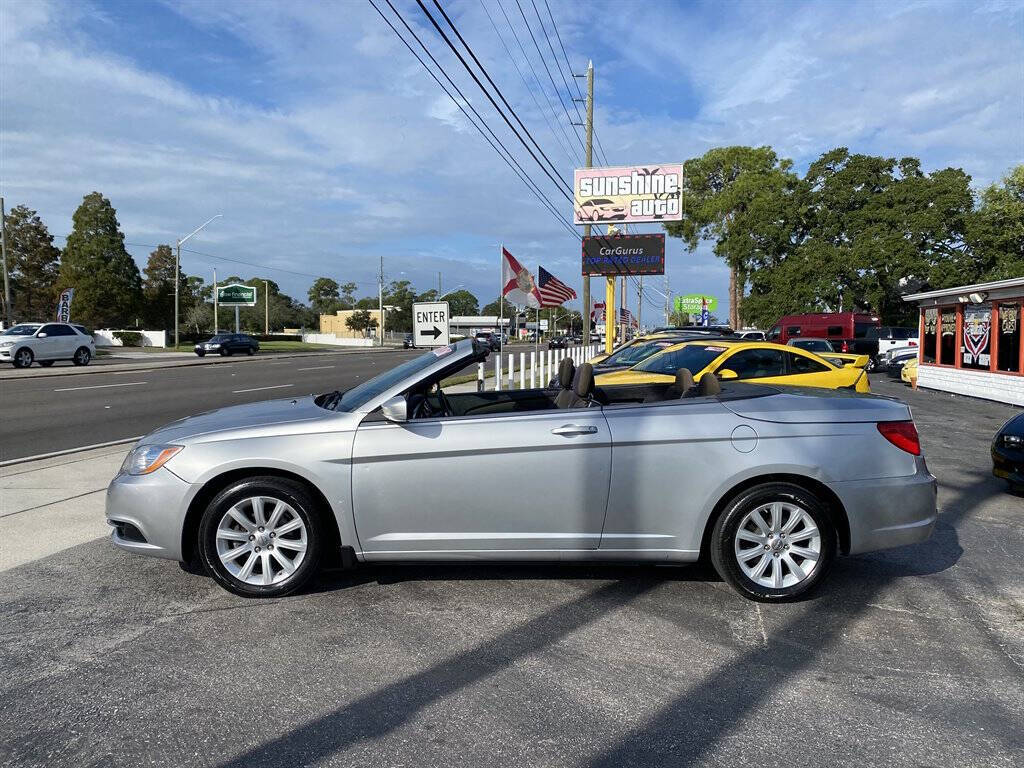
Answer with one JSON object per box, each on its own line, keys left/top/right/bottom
{"left": 999, "top": 412, "right": 1024, "bottom": 436}
{"left": 140, "top": 396, "right": 335, "bottom": 445}
{"left": 594, "top": 369, "right": 673, "bottom": 385}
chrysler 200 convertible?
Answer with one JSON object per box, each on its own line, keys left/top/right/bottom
{"left": 106, "top": 339, "right": 937, "bottom": 602}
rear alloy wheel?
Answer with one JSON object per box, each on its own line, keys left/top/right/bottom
{"left": 72, "top": 347, "right": 91, "bottom": 366}
{"left": 711, "top": 482, "right": 835, "bottom": 601}
{"left": 198, "top": 477, "right": 323, "bottom": 598}
{"left": 247, "top": 347, "right": 255, "bottom": 356}
{"left": 13, "top": 348, "right": 33, "bottom": 368}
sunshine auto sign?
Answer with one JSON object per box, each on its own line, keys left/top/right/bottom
{"left": 574, "top": 164, "right": 684, "bottom": 225}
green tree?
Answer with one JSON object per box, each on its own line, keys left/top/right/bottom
{"left": 339, "top": 281, "right": 358, "bottom": 309}
{"left": 345, "top": 308, "right": 378, "bottom": 337}
{"left": 3, "top": 204, "right": 60, "bottom": 322}
{"left": 141, "top": 244, "right": 184, "bottom": 330}
{"left": 665, "top": 146, "right": 801, "bottom": 328}
{"left": 481, "top": 296, "right": 517, "bottom": 316}
{"left": 308, "top": 277, "right": 341, "bottom": 314}
{"left": 968, "top": 165, "right": 1024, "bottom": 281}
{"left": 444, "top": 288, "right": 479, "bottom": 316}
{"left": 58, "top": 192, "right": 142, "bottom": 328}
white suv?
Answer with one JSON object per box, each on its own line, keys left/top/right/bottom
{"left": 0, "top": 322, "right": 96, "bottom": 368}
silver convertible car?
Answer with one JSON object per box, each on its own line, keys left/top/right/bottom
{"left": 106, "top": 339, "right": 937, "bottom": 601}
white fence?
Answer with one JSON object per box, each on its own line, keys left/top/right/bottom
{"left": 93, "top": 329, "right": 167, "bottom": 348}
{"left": 301, "top": 333, "right": 376, "bottom": 347}
{"left": 472, "top": 344, "right": 600, "bottom": 391}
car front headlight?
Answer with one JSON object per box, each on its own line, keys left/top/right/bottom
{"left": 208, "top": 343, "right": 220, "bottom": 348}
{"left": 1003, "top": 434, "right": 1023, "bottom": 448}
{"left": 121, "top": 444, "right": 183, "bottom": 475}
{"left": 0, "top": 340, "right": 14, "bottom": 348}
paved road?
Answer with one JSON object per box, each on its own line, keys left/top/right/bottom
{"left": 0, "top": 376, "right": 1021, "bottom": 767}
{"left": 0, "top": 349, "right": 423, "bottom": 461}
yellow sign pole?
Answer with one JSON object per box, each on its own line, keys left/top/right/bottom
{"left": 604, "top": 276, "right": 615, "bottom": 353}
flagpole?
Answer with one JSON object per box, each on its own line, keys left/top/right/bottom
{"left": 498, "top": 244, "right": 504, "bottom": 361}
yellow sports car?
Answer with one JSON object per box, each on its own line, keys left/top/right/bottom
{"left": 595, "top": 340, "right": 871, "bottom": 393}
{"left": 588, "top": 332, "right": 691, "bottom": 368}
{"left": 901, "top": 357, "right": 918, "bottom": 385}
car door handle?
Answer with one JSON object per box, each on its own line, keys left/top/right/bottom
{"left": 551, "top": 425, "right": 598, "bottom": 436}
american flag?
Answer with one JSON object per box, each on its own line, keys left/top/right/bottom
{"left": 619, "top": 307, "right": 638, "bottom": 328}
{"left": 537, "top": 266, "right": 577, "bottom": 308}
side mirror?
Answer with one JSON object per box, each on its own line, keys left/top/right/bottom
{"left": 717, "top": 368, "right": 738, "bottom": 380}
{"left": 381, "top": 395, "right": 408, "bottom": 423}
{"left": 37, "top": 332, "right": 48, "bottom": 338}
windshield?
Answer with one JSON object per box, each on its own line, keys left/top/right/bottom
{"left": 2, "top": 324, "right": 41, "bottom": 336}
{"left": 321, "top": 345, "right": 457, "bottom": 412}
{"left": 601, "top": 339, "right": 678, "bottom": 367}
{"left": 794, "top": 339, "right": 832, "bottom": 351}
{"left": 633, "top": 344, "right": 726, "bottom": 375}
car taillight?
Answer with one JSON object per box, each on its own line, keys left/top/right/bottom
{"left": 841, "top": 341, "right": 849, "bottom": 352}
{"left": 909, "top": 341, "right": 917, "bottom": 346}
{"left": 878, "top": 421, "right": 921, "bottom": 455}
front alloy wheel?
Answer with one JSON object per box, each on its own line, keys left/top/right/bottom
{"left": 13, "top": 348, "right": 33, "bottom": 368}
{"left": 73, "top": 347, "right": 91, "bottom": 366}
{"left": 711, "top": 482, "right": 835, "bottom": 601}
{"left": 198, "top": 477, "right": 323, "bottom": 597}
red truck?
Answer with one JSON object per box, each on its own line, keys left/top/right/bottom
{"left": 767, "top": 312, "right": 882, "bottom": 357}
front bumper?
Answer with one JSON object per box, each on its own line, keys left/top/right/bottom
{"left": 992, "top": 443, "right": 1024, "bottom": 485}
{"left": 105, "top": 467, "right": 194, "bottom": 561}
{"left": 830, "top": 460, "right": 938, "bottom": 555}
{"left": 0, "top": 347, "right": 13, "bottom": 361}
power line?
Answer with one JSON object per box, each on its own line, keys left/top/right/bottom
{"left": 421, "top": 0, "right": 572, "bottom": 199}
{"left": 477, "top": 0, "right": 577, "bottom": 168}
{"left": 369, "top": 0, "right": 578, "bottom": 238}
{"left": 493, "top": 0, "right": 583, "bottom": 164}
{"left": 529, "top": 0, "right": 585, "bottom": 134}
{"left": 512, "top": 0, "right": 586, "bottom": 156}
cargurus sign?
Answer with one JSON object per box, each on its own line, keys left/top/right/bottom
{"left": 574, "top": 164, "right": 684, "bottom": 225}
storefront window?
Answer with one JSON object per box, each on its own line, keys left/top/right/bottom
{"left": 940, "top": 308, "right": 956, "bottom": 365}
{"left": 961, "top": 304, "right": 992, "bottom": 370}
{"left": 922, "top": 308, "right": 937, "bottom": 363}
{"left": 997, "top": 303, "right": 1021, "bottom": 373}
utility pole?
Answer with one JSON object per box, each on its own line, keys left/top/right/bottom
{"left": 0, "top": 197, "right": 10, "bottom": 327}
{"left": 213, "top": 268, "right": 218, "bottom": 334}
{"left": 579, "top": 61, "right": 594, "bottom": 347}
{"left": 378, "top": 255, "right": 385, "bottom": 347}
{"left": 263, "top": 280, "right": 269, "bottom": 335}
{"left": 664, "top": 274, "right": 670, "bottom": 326}
{"left": 638, "top": 276, "right": 643, "bottom": 332}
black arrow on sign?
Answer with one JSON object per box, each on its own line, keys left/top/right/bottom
{"left": 419, "top": 326, "right": 442, "bottom": 340}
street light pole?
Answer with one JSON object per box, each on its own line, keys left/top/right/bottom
{"left": 264, "top": 280, "right": 269, "bottom": 335}
{"left": 175, "top": 214, "right": 222, "bottom": 349}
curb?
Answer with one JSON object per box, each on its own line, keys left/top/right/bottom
{"left": 0, "top": 437, "right": 141, "bottom": 468}
{"left": 0, "top": 346, "right": 410, "bottom": 380}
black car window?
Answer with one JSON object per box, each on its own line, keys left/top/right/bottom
{"left": 826, "top": 325, "right": 843, "bottom": 336}
{"left": 787, "top": 352, "right": 830, "bottom": 374}
{"left": 892, "top": 328, "right": 914, "bottom": 340}
{"left": 854, "top": 322, "right": 874, "bottom": 338}
{"left": 723, "top": 349, "right": 785, "bottom": 379}
{"left": 633, "top": 345, "right": 725, "bottom": 376}
{"left": 787, "top": 326, "right": 801, "bottom": 337}
{"left": 40, "top": 324, "right": 70, "bottom": 336}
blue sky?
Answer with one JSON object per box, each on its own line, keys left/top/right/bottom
{"left": 2, "top": 0, "right": 1021, "bottom": 323}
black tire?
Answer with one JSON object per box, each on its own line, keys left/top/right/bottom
{"left": 72, "top": 347, "right": 91, "bottom": 366}
{"left": 710, "top": 482, "right": 836, "bottom": 602}
{"left": 198, "top": 476, "right": 324, "bottom": 598}
{"left": 12, "top": 347, "right": 33, "bottom": 368}
{"left": 247, "top": 347, "right": 255, "bottom": 355}
{"left": 220, "top": 347, "right": 230, "bottom": 356}
{"left": 39, "top": 360, "right": 55, "bottom": 367}
{"left": 195, "top": 350, "right": 206, "bottom": 357}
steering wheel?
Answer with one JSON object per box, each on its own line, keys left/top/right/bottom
{"left": 434, "top": 383, "right": 452, "bottom": 417}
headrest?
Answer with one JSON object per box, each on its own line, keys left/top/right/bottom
{"left": 558, "top": 357, "right": 575, "bottom": 389}
{"left": 698, "top": 373, "right": 721, "bottom": 397}
{"left": 574, "top": 362, "right": 595, "bottom": 397}
{"left": 674, "top": 368, "right": 695, "bottom": 393}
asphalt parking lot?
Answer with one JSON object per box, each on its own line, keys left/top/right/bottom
{"left": 1, "top": 375, "right": 1022, "bottom": 767}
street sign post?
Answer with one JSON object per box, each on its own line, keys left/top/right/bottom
{"left": 413, "top": 301, "right": 450, "bottom": 347}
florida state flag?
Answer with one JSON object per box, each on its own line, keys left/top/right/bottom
{"left": 501, "top": 247, "right": 541, "bottom": 309}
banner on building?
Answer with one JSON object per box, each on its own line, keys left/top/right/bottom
{"left": 582, "top": 233, "right": 665, "bottom": 276}
{"left": 55, "top": 288, "right": 74, "bottom": 322}
{"left": 574, "top": 164, "right": 683, "bottom": 224}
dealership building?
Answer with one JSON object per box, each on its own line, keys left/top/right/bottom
{"left": 903, "top": 277, "right": 1024, "bottom": 406}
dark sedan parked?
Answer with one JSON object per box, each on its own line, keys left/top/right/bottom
{"left": 194, "top": 334, "right": 259, "bottom": 357}
{"left": 548, "top": 336, "right": 569, "bottom": 349}
{"left": 992, "top": 412, "right": 1024, "bottom": 490}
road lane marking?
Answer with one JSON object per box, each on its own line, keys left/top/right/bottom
{"left": 296, "top": 366, "right": 334, "bottom": 371}
{"left": 53, "top": 381, "right": 147, "bottom": 392}
{"left": 231, "top": 384, "right": 293, "bottom": 394}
